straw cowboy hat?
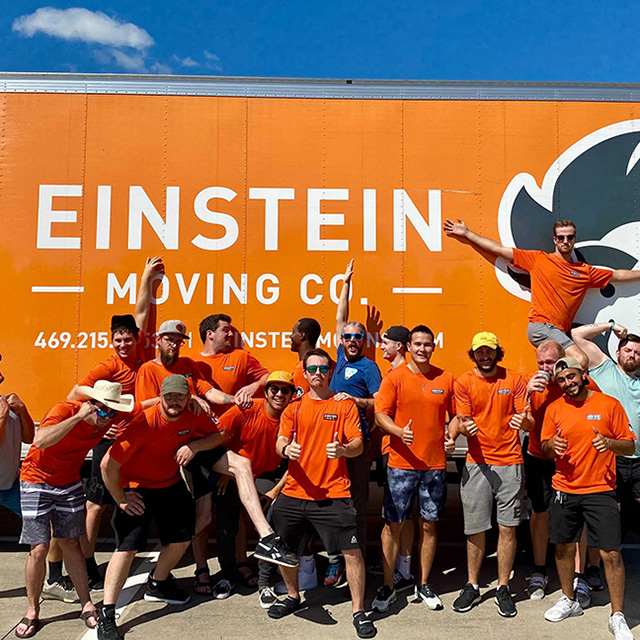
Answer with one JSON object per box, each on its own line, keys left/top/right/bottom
{"left": 75, "top": 380, "right": 135, "bottom": 412}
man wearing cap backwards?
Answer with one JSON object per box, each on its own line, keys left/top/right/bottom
{"left": 449, "top": 331, "right": 532, "bottom": 618}
{"left": 65, "top": 257, "right": 163, "bottom": 593}
{"left": 326, "top": 259, "right": 382, "bottom": 586}
{"left": 443, "top": 218, "right": 640, "bottom": 367}
{"left": 16, "top": 381, "right": 135, "bottom": 638}
{"left": 290, "top": 317, "right": 322, "bottom": 395}
{"left": 373, "top": 325, "right": 457, "bottom": 613}
{"left": 210, "top": 371, "right": 296, "bottom": 601}
{"left": 268, "top": 348, "right": 376, "bottom": 639}
{"left": 540, "top": 357, "right": 635, "bottom": 640}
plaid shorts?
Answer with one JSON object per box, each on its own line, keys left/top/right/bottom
{"left": 19, "top": 480, "right": 86, "bottom": 545}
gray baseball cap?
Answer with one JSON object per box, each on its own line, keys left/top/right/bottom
{"left": 158, "top": 320, "right": 189, "bottom": 339}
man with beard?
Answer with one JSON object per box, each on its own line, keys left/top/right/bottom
{"left": 449, "top": 332, "right": 532, "bottom": 618}
{"left": 572, "top": 323, "right": 640, "bottom": 535}
{"left": 290, "top": 317, "right": 322, "bottom": 396}
{"left": 373, "top": 325, "right": 456, "bottom": 613}
{"left": 443, "top": 218, "right": 640, "bottom": 367}
{"left": 326, "top": 259, "right": 382, "bottom": 586}
{"left": 541, "top": 357, "right": 635, "bottom": 640}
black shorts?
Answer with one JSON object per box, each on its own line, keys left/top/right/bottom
{"left": 272, "top": 493, "right": 359, "bottom": 557}
{"left": 83, "top": 438, "right": 115, "bottom": 506}
{"left": 112, "top": 481, "right": 195, "bottom": 551}
{"left": 549, "top": 490, "right": 621, "bottom": 551}
{"left": 183, "top": 447, "right": 228, "bottom": 500}
{"left": 524, "top": 452, "right": 555, "bottom": 513}
{"left": 616, "top": 456, "right": 640, "bottom": 501}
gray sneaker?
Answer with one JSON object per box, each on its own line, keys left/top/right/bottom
{"left": 42, "top": 577, "right": 79, "bottom": 603}
{"left": 527, "top": 572, "right": 548, "bottom": 600}
{"left": 573, "top": 577, "right": 591, "bottom": 610}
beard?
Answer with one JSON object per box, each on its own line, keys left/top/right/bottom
{"left": 160, "top": 350, "right": 178, "bottom": 367}
{"left": 620, "top": 358, "right": 640, "bottom": 374}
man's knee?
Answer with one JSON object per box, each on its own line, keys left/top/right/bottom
{"left": 29, "top": 542, "right": 50, "bottom": 562}
{"left": 600, "top": 549, "right": 623, "bottom": 568}
{"left": 225, "top": 451, "right": 252, "bottom": 478}
{"left": 56, "top": 537, "right": 81, "bottom": 552}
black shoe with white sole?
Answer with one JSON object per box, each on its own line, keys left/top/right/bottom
{"left": 495, "top": 585, "right": 517, "bottom": 618}
{"left": 144, "top": 573, "right": 190, "bottom": 605}
{"left": 452, "top": 583, "right": 481, "bottom": 613}
{"left": 353, "top": 611, "right": 376, "bottom": 638}
{"left": 254, "top": 534, "right": 299, "bottom": 568}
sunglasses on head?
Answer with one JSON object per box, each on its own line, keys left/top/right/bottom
{"left": 554, "top": 234, "right": 575, "bottom": 241}
{"left": 306, "top": 365, "right": 330, "bottom": 374}
{"left": 342, "top": 332, "right": 364, "bottom": 341}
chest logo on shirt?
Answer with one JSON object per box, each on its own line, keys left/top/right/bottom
{"left": 497, "top": 389, "right": 511, "bottom": 395}
{"left": 344, "top": 367, "right": 358, "bottom": 380}
{"left": 223, "top": 366, "right": 236, "bottom": 371}
{"left": 570, "top": 270, "right": 581, "bottom": 277}
{"left": 178, "top": 429, "right": 191, "bottom": 436}
{"left": 586, "top": 414, "right": 601, "bottom": 421}
{"left": 431, "top": 389, "right": 444, "bottom": 395}
{"left": 323, "top": 414, "right": 339, "bottom": 421}
{"left": 184, "top": 373, "right": 192, "bottom": 378}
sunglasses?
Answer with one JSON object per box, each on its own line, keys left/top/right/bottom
{"left": 554, "top": 234, "right": 575, "bottom": 242}
{"left": 341, "top": 333, "right": 364, "bottom": 341}
{"left": 161, "top": 335, "right": 185, "bottom": 346}
{"left": 306, "top": 365, "right": 330, "bottom": 374}
{"left": 268, "top": 385, "right": 294, "bottom": 395}
{"left": 91, "top": 402, "right": 117, "bottom": 419}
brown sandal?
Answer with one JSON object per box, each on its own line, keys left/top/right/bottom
{"left": 15, "top": 617, "right": 40, "bottom": 638}
{"left": 193, "top": 567, "right": 212, "bottom": 596}
{"left": 80, "top": 609, "right": 99, "bottom": 629}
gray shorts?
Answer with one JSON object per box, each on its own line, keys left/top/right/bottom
{"left": 460, "top": 463, "right": 524, "bottom": 535}
{"left": 19, "top": 480, "right": 86, "bottom": 545}
{"left": 527, "top": 322, "right": 574, "bottom": 350}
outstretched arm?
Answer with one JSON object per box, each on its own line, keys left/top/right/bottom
{"left": 610, "top": 269, "right": 640, "bottom": 283}
{"left": 571, "top": 321, "right": 624, "bottom": 369}
{"left": 135, "top": 257, "right": 165, "bottom": 334}
{"left": 443, "top": 219, "right": 514, "bottom": 261}
{"left": 336, "top": 258, "right": 354, "bottom": 337}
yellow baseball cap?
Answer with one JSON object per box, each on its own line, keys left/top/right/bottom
{"left": 471, "top": 331, "right": 499, "bottom": 351}
{"left": 266, "top": 370, "right": 296, "bottom": 388}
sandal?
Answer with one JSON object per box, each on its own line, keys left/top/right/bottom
{"left": 80, "top": 609, "right": 99, "bottom": 629}
{"left": 193, "top": 567, "right": 213, "bottom": 596}
{"left": 237, "top": 562, "right": 259, "bottom": 588}
{"left": 15, "top": 617, "right": 40, "bottom": 639}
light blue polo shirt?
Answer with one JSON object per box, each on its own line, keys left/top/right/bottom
{"left": 588, "top": 358, "right": 640, "bottom": 458}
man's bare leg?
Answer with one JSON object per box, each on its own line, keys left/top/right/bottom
{"left": 419, "top": 520, "right": 437, "bottom": 585}
{"left": 81, "top": 501, "right": 106, "bottom": 559}
{"left": 154, "top": 541, "right": 191, "bottom": 581}
{"left": 497, "top": 525, "right": 517, "bottom": 586}
{"left": 57, "top": 537, "right": 96, "bottom": 621}
{"left": 192, "top": 495, "right": 212, "bottom": 576}
{"left": 102, "top": 550, "right": 137, "bottom": 606}
{"left": 555, "top": 543, "right": 577, "bottom": 598}
{"left": 381, "top": 522, "right": 402, "bottom": 589}
{"left": 467, "top": 531, "right": 485, "bottom": 585}
{"left": 530, "top": 510, "right": 549, "bottom": 567}
{"left": 343, "top": 548, "right": 366, "bottom": 613}
{"left": 17, "top": 542, "right": 48, "bottom": 636}
{"left": 279, "top": 564, "right": 300, "bottom": 599}
{"left": 600, "top": 549, "right": 625, "bottom": 613}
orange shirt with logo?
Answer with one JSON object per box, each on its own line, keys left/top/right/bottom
{"left": 219, "top": 399, "right": 282, "bottom": 478}
{"left": 454, "top": 367, "right": 528, "bottom": 466}
{"left": 375, "top": 364, "right": 455, "bottom": 471}
{"left": 135, "top": 357, "right": 213, "bottom": 402}
{"left": 109, "top": 403, "right": 221, "bottom": 489}
{"left": 279, "top": 394, "right": 362, "bottom": 501}
{"left": 511, "top": 249, "right": 613, "bottom": 332}
{"left": 541, "top": 391, "right": 635, "bottom": 494}
{"left": 20, "top": 401, "right": 134, "bottom": 486}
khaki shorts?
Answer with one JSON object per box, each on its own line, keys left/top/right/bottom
{"left": 460, "top": 463, "right": 524, "bottom": 535}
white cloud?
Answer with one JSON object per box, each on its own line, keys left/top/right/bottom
{"left": 173, "top": 55, "right": 199, "bottom": 68}
{"left": 111, "top": 50, "right": 147, "bottom": 72}
{"left": 12, "top": 7, "right": 153, "bottom": 49}
{"left": 204, "top": 50, "right": 223, "bottom": 72}
{"left": 150, "top": 62, "right": 172, "bottom": 74}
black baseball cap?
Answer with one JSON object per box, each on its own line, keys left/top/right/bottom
{"left": 383, "top": 326, "right": 411, "bottom": 344}
{"left": 110, "top": 314, "right": 140, "bottom": 334}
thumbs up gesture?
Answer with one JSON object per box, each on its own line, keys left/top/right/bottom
{"left": 551, "top": 428, "right": 568, "bottom": 456}
{"left": 401, "top": 419, "right": 414, "bottom": 445}
{"left": 326, "top": 432, "right": 345, "bottom": 459}
{"left": 591, "top": 427, "right": 610, "bottom": 453}
{"left": 444, "top": 430, "right": 456, "bottom": 455}
{"left": 286, "top": 432, "right": 302, "bottom": 460}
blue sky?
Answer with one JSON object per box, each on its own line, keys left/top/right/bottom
{"left": 1, "top": 1, "right": 638, "bottom": 81}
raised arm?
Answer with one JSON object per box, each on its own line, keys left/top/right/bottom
{"left": 6, "top": 394, "right": 35, "bottom": 444}
{"left": 34, "top": 402, "right": 94, "bottom": 450}
{"left": 571, "top": 321, "right": 624, "bottom": 369}
{"left": 336, "top": 259, "right": 354, "bottom": 337}
{"left": 443, "top": 219, "right": 514, "bottom": 261}
{"left": 135, "top": 257, "right": 165, "bottom": 334}
{"left": 610, "top": 269, "right": 640, "bottom": 283}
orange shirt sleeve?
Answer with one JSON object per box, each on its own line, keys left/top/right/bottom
{"left": 513, "top": 374, "right": 528, "bottom": 413}
{"left": 609, "top": 400, "right": 636, "bottom": 442}
{"left": 246, "top": 353, "right": 268, "bottom": 385}
{"left": 511, "top": 248, "right": 541, "bottom": 272}
{"left": 39, "top": 402, "right": 77, "bottom": 428}
{"left": 77, "top": 360, "right": 114, "bottom": 387}
{"left": 135, "top": 364, "right": 159, "bottom": 401}
{"left": 342, "top": 403, "right": 363, "bottom": 442}
{"left": 278, "top": 404, "right": 296, "bottom": 440}
{"left": 540, "top": 404, "right": 558, "bottom": 445}
{"left": 109, "top": 414, "right": 148, "bottom": 466}
{"left": 454, "top": 377, "right": 472, "bottom": 416}
{"left": 588, "top": 266, "right": 613, "bottom": 289}
{"left": 196, "top": 378, "right": 214, "bottom": 396}
{"left": 374, "top": 376, "right": 397, "bottom": 417}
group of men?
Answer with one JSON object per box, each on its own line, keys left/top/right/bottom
{"left": 1, "top": 217, "right": 640, "bottom": 640}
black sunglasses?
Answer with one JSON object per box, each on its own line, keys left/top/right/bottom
{"left": 342, "top": 333, "right": 364, "bottom": 341}
{"left": 554, "top": 234, "right": 575, "bottom": 241}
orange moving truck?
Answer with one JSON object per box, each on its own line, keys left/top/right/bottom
{"left": 1, "top": 74, "right": 639, "bottom": 417}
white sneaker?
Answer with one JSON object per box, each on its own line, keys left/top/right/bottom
{"left": 609, "top": 612, "right": 634, "bottom": 640}
{"left": 544, "top": 595, "right": 584, "bottom": 622}
{"left": 258, "top": 586, "right": 280, "bottom": 609}
{"left": 274, "top": 564, "right": 318, "bottom": 594}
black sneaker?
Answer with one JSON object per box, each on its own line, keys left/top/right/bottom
{"left": 585, "top": 565, "right": 603, "bottom": 591}
{"left": 392, "top": 571, "right": 414, "bottom": 593}
{"left": 353, "top": 611, "right": 376, "bottom": 639}
{"left": 452, "top": 583, "right": 481, "bottom": 613}
{"left": 212, "top": 578, "right": 234, "bottom": 600}
{"left": 89, "top": 575, "right": 105, "bottom": 592}
{"left": 254, "top": 534, "right": 299, "bottom": 568}
{"left": 371, "top": 585, "right": 397, "bottom": 612}
{"left": 268, "top": 596, "right": 301, "bottom": 619}
{"left": 97, "top": 612, "right": 119, "bottom": 640}
{"left": 494, "top": 585, "right": 517, "bottom": 618}
{"left": 144, "top": 573, "right": 191, "bottom": 605}
{"left": 415, "top": 584, "right": 444, "bottom": 610}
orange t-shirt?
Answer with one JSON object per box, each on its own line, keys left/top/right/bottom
{"left": 279, "top": 394, "right": 362, "bottom": 501}
{"left": 109, "top": 403, "right": 221, "bottom": 489}
{"left": 541, "top": 391, "right": 635, "bottom": 494}
{"left": 380, "top": 362, "right": 406, "bottom": 456}
{"left": 193, "top": 349, "right": 267, "bottom": 394}
{"left": 77, "top": 330, "right": 148, "bottom": 396}
{"left": 454, "top": 367, "right": 528, "bottom": 466}
{"left": 511, "top": 249, "right": 613, "bottom": 332}
{"left": 292, "top": 360, "right": 309, "bottom": 396}
{"left": 135, "top": 357, "right": 213, "bottom": 402}
{"left": 20, "top": 401, "right": 132, "bottom": 486}
{"left": 375, "top": 365, "right": 455, "bottom": 471}
{"left": 220, "top": 399, "right": 282, "bottom": 478}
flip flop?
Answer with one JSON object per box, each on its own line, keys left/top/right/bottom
{"left": 80, "top": 609, "right": 99, "bottom": 629}
{"left": 15, "top": 617, "right": 40, "bottom": 639}
{"left": 193, "top": 567, "right": 213, "bottom": 596}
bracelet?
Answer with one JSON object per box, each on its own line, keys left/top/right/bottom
{"left": 282, "top": 444, "right": 289, "bottom": 458}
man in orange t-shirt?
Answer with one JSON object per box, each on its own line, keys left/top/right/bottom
{"left": 268, "top": 348, "right": 376, "bottom": 639}
{"left": 373, "top": 325, "right": 456, "bottom": 614}
{"left": 450, "top": 332, "right": 532, "bottom": 618}
{"left": 290, "top": 317, "right": 322, "bottom": 396}
{"left": 443, "top": 218, "right": 640, "bottom": 367}
{"left": 540, "top": 357, "right": 635, "bottom": 638}
{"left": 17, "top": 381, "right": 135, "bottom": 638}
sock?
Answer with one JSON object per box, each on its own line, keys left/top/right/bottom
{"left": 300, "top": 555, "right": 315, "bottom": 572}
{"left": 103, "top": 604, "right": 116, "bottom": 618}
{"left": 534, "top": 565, "right": 547, "bottom": 576}
{"left": 261, "top": 532, "right": 276, "bottom": 543}
{"left": 48, "top": 560, "right": 63, "bottom": 584}
{"left": 574, "top": 572, "right": 584, "bottom": 580}
{"left": 471, "top": 583, "right": 479, "bottom": 590}
{"left": 396, "top": 555, "right": 411, "bottom": 580}
{"left": 85, "top": 556, "right": 100, "bottom": 578}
